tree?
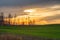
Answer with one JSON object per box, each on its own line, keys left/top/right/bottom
{"left": 0, "top": 12, "right": 4, "bottom": 25}
{"left": 14, "top": 14, "right": 17, "bottom": 17}
{"left": 14, "top": 14, "right": 17, "bottom": 25}
{"left": 8, "top": 13, "right": 12, "bottom": 25}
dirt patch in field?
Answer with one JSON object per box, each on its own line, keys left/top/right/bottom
{"left": 0, "top": 33, "right": 59, "bottom": 40}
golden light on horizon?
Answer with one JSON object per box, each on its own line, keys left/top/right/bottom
{"left": 3, "top": 8, "right": 54, "bottom": 25}
{"left": 4, "top": 6, "right": 60, "bottom": 25}
{"left": 4, "top": 15, "right": 48, "bottom": 25}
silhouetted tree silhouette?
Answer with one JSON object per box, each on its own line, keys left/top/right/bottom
{"left": 22, "top": 22, "right": 24, "bottom": 25}
{"left": 14, "top": 14, "right": 17, "bottom": 17}
{"left": 32, "top": 19, "right": 35, "bottom": 25}
{"left": 14, "top": 14, "right": 17, "bottom": 25}
{"left": 8, "top": 13, "right": 12, "bottom": 25}
{"left": 0, "top": 12, "right": 4, "bottom": 25}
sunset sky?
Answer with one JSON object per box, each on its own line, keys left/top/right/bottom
{"left": 0, "top": 0, "right": 60, "bottom": 25}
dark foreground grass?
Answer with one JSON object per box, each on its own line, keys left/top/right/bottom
{"left": 0, "top": 25, "right": 60, "bottom": 39}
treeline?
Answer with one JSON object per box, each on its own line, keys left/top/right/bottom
{"left": 0, "top": 12, "right": 13, "bottom": 25}
{"left": 0, "top": 12, "right": 35, "bottom": 26}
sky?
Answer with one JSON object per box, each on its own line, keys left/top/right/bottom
{"left": 0, "top": 0, "right": 60, "bottom": 6}
{"left": 0, "top": 0, "right": 60, "bottom": 25}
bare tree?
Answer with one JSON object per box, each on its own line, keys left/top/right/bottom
{"left": 8, "top": 13, "right": 12, "bottom": 25}
{"left": 14, "top": 14, "right": 17, "bottom": 25}
{"left": 14, "top": 14, "right": 17, "bottom": 17}
{"left": 0, "top": 12, "right": 4, "bottom": 25}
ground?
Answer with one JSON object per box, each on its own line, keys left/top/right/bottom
{"left": 0, "top": 24, "right": 60, "bottom": 39}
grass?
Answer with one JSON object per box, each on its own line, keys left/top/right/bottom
{"left": 0, "top": 25, "right": 60, "bottom": 39}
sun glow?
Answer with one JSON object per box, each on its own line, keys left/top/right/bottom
{"left": 4, "top": 7, "right": 60, "bottom": 25}
{"left": 24, "top": 9, "right": 35, "bottom": 13}
{"left": 24, "top": 8, "right": 55, "bottom": 17}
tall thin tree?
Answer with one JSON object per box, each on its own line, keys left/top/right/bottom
{"left": 8, "top": 13, "right": 12, "bottom": 25}
{"left": 0, "top": 12, "right": 4, "bottom": 25}
{"left": 14, "top": 14, "right": 17, "bottom": 25}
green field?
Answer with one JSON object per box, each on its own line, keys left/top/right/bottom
{"left": 0, "top": 25, "right": 60, "bottom": 39}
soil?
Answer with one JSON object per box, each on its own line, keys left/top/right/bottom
{"left": 0, "top": 33, "right": 59, "bottom": 40}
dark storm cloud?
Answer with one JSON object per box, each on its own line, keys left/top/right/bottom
{"left": 0, "top": 0, "right": 60, "bottom": 6}
{"left": 43, "top": 14, "right": 60, "bottom": 21}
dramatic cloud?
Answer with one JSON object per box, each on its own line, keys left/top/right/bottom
{"left": 44, "top": 14, "right": 60, "bottom": 21}
{"left": 0, "top": 0, "right": 60, "bottom": 25}
{"left": 0, "top": 0, "right": 60, "bottom": 6}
